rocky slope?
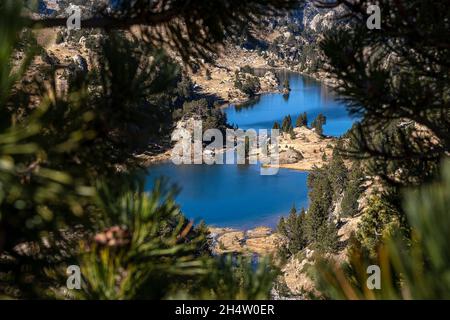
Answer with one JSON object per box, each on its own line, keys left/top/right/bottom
{"left": 172, "top": 1, "right": 348, "bottom": 101}
{"left": 271, "top": 126, "right": 336, "bottom": 171}
{"left": 189, "top": 51, "right": 281, "bottom": 105}
{"left": 234, "top": 1, "right": 347, "bottom": 85}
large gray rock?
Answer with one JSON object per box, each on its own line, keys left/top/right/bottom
{"left": 279, "top": 148, "right": 303, "bottom": 164}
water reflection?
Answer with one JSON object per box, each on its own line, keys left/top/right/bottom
{"left": 234, "top": 96, "right": 261, "bottom": 112}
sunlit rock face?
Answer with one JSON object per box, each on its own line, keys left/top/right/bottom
{"left": 246, "top": 1, "right": 350, "bottom": 75}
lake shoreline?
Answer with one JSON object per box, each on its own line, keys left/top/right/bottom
{"left": 144, "top": 126, "right": 337, "bottom": 256}
{"left": 140, "top": 125, "right": 336, "bottom": 171}
{"left": 144, "top": 72, "right": 351, "bottom": 253}
{"left": 137, "top": 68, "right": 336, "bottom": 167}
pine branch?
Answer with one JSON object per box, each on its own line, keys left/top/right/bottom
{"left": 26, "top": 0, "right": 303, "bottom": 29}
{"left": 27, "top": 7, "right": 184, "bottom": 29}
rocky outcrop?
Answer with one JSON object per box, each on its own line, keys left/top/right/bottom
{"left": 188, "top": 48, "right": 281, "bottom": 105}
{"left": 233, "top": 2, "right": 350, "bottom": 84}
{"left": 265, "top": 126, "right": 336, "bottom": 171}
{"left": 260, "top": 71, "right": 280, "bottom": 92}
{"left": 209, "top": 227, "right": 285, "bottom": 255}
{"left": 279, "top": 147, "right": 304, "bottom": 164}
{"left": 281, "top": 249, "right": 317, "bottom": 297}
{"left": 302, "top": 3, "right": 347, "bottom": 33}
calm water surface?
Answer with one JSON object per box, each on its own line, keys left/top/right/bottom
{"left": 146, "top": 72, "right": 354, "bottom": 229}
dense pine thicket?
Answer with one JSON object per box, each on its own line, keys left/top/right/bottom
{"left": 277, "top": 149, "right": 363, "bottom": 258}
{"left": 314, "top": 159, "right": 450, "bottom": 299}
{"left": 276, "top": 112, "right": 324, "bottom": 135}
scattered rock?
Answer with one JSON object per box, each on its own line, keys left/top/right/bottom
{"left": 279, "top": 148, "right": 304, "bottom": 164}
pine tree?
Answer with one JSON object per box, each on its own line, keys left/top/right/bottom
{"left": 304, "top": 168, "right": 333, "bottom": 251}
{"left": 340, "top": 163, "right": 364, "bottom": 217}
{"left": 311, "top": 113, "right": 326, "bottom": 136}
{"left": 295, "top": 112, "right": 308, "bottom": 127}
{"left": 355, "top": 195, "right": 403, "bottom": 259}
{"left": 328, "top": 154, "right": 348, "bottom": 197}
{"left": 289, "top": 203, "right": 297, "bottom": 215}
{"left": 281, "top": 115, "right": 293, "bottom": 132}
{"left": 273, "top": 121, "right": 280, "bottom": 130}
{"left": 277, "top": 206, "right": 307, "bottom": 257}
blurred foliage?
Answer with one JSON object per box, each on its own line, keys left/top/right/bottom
{"left": 27, "top": 0, "right": 304, "bottom": 64}
{"left": 0, "top": 1, "right": 97, "bottom": 297}
{"left": 191, "top": 255, "right": 278, "bottom": 300}
{"left": 307, "top": 1, "right": 450, "bottom": 299}
{"left": 278, "top": 206, "right": 307, "bottom": 259}
{"left": 65, "top": 181, "right": 209, "bottom": 300}
{"left": 313, "top": 159, "right": 450, "bottom": 299}
{"left": 320, "top": 0, "right": 450, "bottom": 187}
{"left": 355, "top": 195, "right": 405, "bottom": 259}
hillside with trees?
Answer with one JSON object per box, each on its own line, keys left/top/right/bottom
{"left": 274, "top": 0, "right": 450, "bottom": 299}
{"left": 0, "top": 0, "right": 449, "bottom": 301}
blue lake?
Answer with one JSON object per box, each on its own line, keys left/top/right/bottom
{"left": 146, "top": 72, "right": 354, "bottom": 229}
{"left": 226, "top": 71, "right": 353, "bottom": 135}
